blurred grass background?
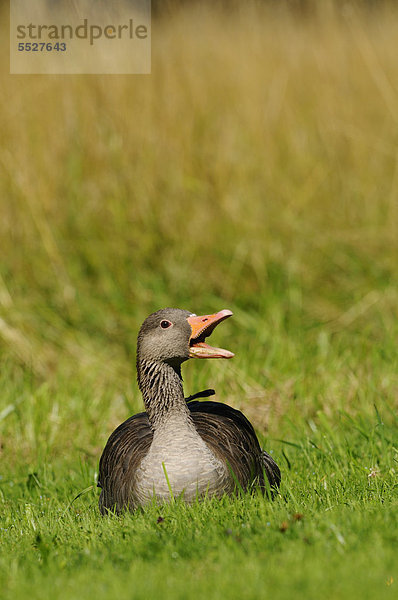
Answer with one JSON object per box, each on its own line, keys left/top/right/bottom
{"left": 0, "top": 0, "right": 398, "bottom": 465}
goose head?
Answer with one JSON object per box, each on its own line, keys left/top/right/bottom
{"left": 137, "top": 308, "right": 234, "bottom": 369}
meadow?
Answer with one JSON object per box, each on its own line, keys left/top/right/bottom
{"left": 0, "top": 1, "right": 397, "bottom": 598}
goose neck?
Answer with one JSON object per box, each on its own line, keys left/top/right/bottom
{"left": 137, "top": 359, "right": 191, "bottom": 430}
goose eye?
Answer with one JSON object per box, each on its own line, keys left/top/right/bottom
{"left": 160, "top": 320, "right": 172, "bottom": 329}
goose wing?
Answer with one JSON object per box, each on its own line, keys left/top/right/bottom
{"left": 188, "top": 400, "right": 281, "bottom": 492}
{"left": 98, "top": 411, "right": 153, "bottom": 514}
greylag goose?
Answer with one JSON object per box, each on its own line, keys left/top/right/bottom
{"left": 98, "top": 308, "right": 280, "bottom": 513}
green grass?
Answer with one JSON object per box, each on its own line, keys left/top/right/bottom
{"left": 1, "top": 1, "right": 398, "bottom": 598}
{"left": 1, "top": 397, "right": 397, "bottom": 599}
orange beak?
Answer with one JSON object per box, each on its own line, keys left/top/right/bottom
{"left": 187, "top": 310, "right": 234, "bottom": 359}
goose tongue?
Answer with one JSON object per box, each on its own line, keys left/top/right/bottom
{"left": 187, "top": 310, "right": 234, "bottom": 359}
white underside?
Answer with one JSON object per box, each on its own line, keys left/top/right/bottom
{"left": 134, "top": 415, "right": 233, "bottom": 504}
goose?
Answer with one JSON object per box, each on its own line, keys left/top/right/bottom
{"left": 98, "top": 308, "right": 280, "bottom": 513}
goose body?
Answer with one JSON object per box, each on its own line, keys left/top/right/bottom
{"left": 98, "top": 308, "right": 280, "bottom": 514}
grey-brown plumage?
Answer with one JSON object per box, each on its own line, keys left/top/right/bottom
{"left": 98, "top": 308, "right": 280, "bottom": 514}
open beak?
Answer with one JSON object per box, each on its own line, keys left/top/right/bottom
{"left": 187, "top": 310, "right": 234, "bottom": 359}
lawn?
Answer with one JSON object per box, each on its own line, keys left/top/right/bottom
{"left": 0, "top": 1, "right": 397, "bottom": 598}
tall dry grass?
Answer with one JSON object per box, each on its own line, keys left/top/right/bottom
{"left": 0, "top": 2, "right": 397, "bottom": 421}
